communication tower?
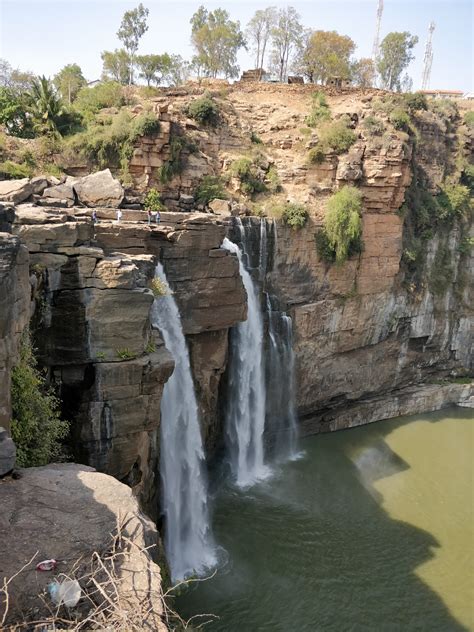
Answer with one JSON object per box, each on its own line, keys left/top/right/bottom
{"left": 421, "top": 22, "right": 435, "bottom": 90}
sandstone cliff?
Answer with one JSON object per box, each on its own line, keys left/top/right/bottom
{"left": 0, "top": 82, "right": 472, "bottom": 519}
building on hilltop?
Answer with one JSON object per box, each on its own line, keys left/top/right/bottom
{"left": 418, "top": 89, "right": 464, "bottom": 100}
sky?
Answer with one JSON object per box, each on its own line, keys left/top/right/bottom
{"left": 0, "top": 0, "right": 472, "bottom": 92}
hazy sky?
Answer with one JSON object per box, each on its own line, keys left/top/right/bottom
{"left": 1, "top": 0, "right": 472, "bottom": 92}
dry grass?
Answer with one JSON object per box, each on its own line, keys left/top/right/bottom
{"left": 1, "top": 514, "right": 217, "bottom": 631}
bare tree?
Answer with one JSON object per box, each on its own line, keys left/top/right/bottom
{"left": 270, "top": 6, "right": 303, "bottom": 82}
{"left": 246, "top": 7, "right": 277, "bottom": 77}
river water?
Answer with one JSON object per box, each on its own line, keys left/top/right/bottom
{"left": 176, "top": 407, "right": 474, "bottom": 631}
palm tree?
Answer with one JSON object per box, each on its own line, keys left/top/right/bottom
{"left": 28, "top": 76, "right": 63, "bottom": 134}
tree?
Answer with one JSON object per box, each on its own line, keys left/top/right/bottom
{"left": 0, "top": 59, "right": 34, "bottom": 94}
{"left": 300, "top": 30, "right": 355, "bottom": 84}
{"left": 166, "top": 55, "right": 190, "bottom": 86}
{"left": 101, "top": 49, "right": 132, "bottom": 84}
{"left": 190, "top": 6, "right": 245, "bottom": 78}
{"left": 28, "top": 76, "right": 63, "bottom": 134}
{"left": 117, "top": 3, "right": 149, "bottom": 84}
{"left": 376, "top": 31, "right": 418, "bottom": 92}
{"left": 352, "top": 57, "right": 375, "bottom": 88}
{"left": 53, "top": 63, "right": 86, "bottom": 104}
{"left": 270, "top": 6, "right": 303, "bottom": 82}
{"left": 136, "top": 53, "right": 169, "bottom": 86}
{"left": 246, "top": 7, "right": 277, "bottom": 75}
{"left": 0, "top": 87, "right": 31, "bottom": 137}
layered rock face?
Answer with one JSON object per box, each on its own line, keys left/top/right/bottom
{"left": 0, "top": 206, "right": 30, "bottom": 432}
{"left": 5, "top": 205, "right": 245, "bottom": 512}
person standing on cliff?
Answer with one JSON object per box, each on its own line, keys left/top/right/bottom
{"left": 156, "top": 210, "right": 161, "bottom": 224}
{"left": 147, "top": 209, "right": 152, "bottom": 225}
{"left": 92, "top": 209, "right": 98, "bottom": 225}
{"left": 116, "top": 209, "right": 122, "bottom": 222}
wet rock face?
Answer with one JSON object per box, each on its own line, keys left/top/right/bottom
{"left": 0, "top": 231, "right": 30, "bottom": 432}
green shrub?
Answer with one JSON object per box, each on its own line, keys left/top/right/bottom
{"left": 230, "top": 156, "right": 266, "bottom": 196}
{"left": 463, "top": 111, "right": 474, "bottom": 129}
{"left": 150, "top": 277, "right": 168, "bottom": 297}
{"left": 74, "top": 81, "right": 125, "bottom": 119}
{"left": 307, "top": 146, "right": 325, "bottom": 164}
{"left": 390, "top": 108, "right": 411, "bottom": 131}
{"left": 144, "top": 188, "right": 165, "bottom": 212}
{"left": 11, "top": 331, "right": 69, "bottom": 467}
{"left": 66, "top": 110, "right": 160, "bottom": 170}
{"left": 186, "top": 92, "right": 219, "bottom": 126}
{"left": 429, "top": 98, "right": 458, "bottom": 122}
{"left": 157, "top": 135, "right": 190, "bottom": 184}
{"left": 281, "top": 203, "right": 308, "bottom": 230}
{"left": 362, "top": 115, "right": 385, "bottom": 136}
{"left": 462, "top": 163, "right": 474, "bottom": 192}
{"left": 323, "top": 186, "right": 363, "bottom": 264}
{"left": 131, "top": 112, "right": 160, "bottom": 137}
{"left": 436, "top": 184, "right": 471, "bottom": 221}
{"left": 314, "top": 229, "right": 336, "bottom": 263}
{"left": 0, "top": 160, "right": 33, "bottom": 179}
{"left": 195, "top": 175, "right": 227, "bottom": 205}
{"left": 116, "top": 347, "right": 136, "bottom": 360}
{"left": 403, "top": 93, "right": 428, "bottom": 112}
{"left": 319, "top": 118, "right": 357, "bottom": 154}
{"left": 458, "top": 236, "right": 474, "bottom": 255}
{"left": 250, "top": 131, "right": 263, "bottom": 144}
{"left": 266, "top": 166, "right": 281, "bottom": 193}
{"left": 305, "top": 91, "right": 331, "bottom": 128}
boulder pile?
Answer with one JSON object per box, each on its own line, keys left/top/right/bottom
{"left": 0, "top": 169, "right": 124, "bottom": 208}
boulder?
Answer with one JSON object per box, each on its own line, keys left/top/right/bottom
{"left": 209, "top": 198, "right": 231, "bottom": 216}
{"left": 74, "top": 169, "right": 124, "bottom": 208}
{"left": 0, "top": 427, "right": 16, "bottom": 476}
{"left": 30, "top": 176, "right": 49, "bottom": 196}
{"left": 0, "top": 464, "right": 167, "bottom": 630}
{"left": 0, "top": 179, "right": 33, "bottom": 204}
{"left": 42, "top": 183, "right": 75, "bottom": 201}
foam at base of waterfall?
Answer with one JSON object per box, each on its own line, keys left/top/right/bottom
{"left": 152, "top": 263, "right": 217, "bottom": 581}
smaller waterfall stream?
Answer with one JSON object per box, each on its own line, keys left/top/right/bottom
{"left": 222, "top": 238, "right": 270, "bottom": 487}
{"left": 266, "top": 295, "right": 299, "bottom": 460}
{"left": 151, "top": 263, "right": 216, "bottom": 581}
{"left": 225, "top": 217, "right": 300, "bottom": 478}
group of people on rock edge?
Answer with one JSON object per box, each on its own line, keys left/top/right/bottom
{"left": 90, "top": 209, "right": 161, "bottom": 225}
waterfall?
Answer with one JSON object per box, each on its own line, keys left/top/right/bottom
{"left": 151, "top": 263, "right": 216, "bottom": 581}
{"left": 225, "top": 217, "right": 300, "bottom": 477}
{"left": 222, "top": 238, "right": 270, "bottom": 487}
{"left": 265, "top": 295, "right": 299, "bottom": 460}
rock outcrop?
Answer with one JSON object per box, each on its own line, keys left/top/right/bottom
{"left": 5, "top": 205, "right": 246, "bottom": 513}
{"left": 73, "top": 168, "right": 125, "bottom": 207}
{"left": 0, "top": 463, "right": 167, "bottom": 631}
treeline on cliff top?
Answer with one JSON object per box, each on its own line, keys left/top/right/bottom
{"left": 0, "top": 2, "right": 428, "bottom": 142}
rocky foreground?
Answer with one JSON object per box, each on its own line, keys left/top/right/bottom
{"left": 0, "top": 463, "right": 167, "bottom": 630}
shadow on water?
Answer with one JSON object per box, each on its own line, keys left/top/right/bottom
{"left": 176, "top": 407, "right": 473, "bottom": 632}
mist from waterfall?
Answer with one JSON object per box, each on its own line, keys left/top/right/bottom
{"left": 151, "top": 263, "right": 216, "bottom": 581}
{"left": 222, "top": 237, "right": 270, "bottom": 487}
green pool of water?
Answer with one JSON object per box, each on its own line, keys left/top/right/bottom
{"left": 176, "top": 406, "right": 474, "bottom": 631}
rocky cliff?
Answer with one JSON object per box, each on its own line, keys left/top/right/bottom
{"left": 0, "top": 204, "right": 245, "bottom": 516}
{"left": 0, "top": 82, "right": 472, "bottom": 510}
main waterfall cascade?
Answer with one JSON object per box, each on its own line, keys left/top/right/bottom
{"left": 224, "top": 217, "right": 300, "bottom": 484}
{"left": 151, "top": 263, "right": 216, "bottom": 581}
